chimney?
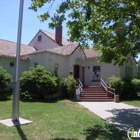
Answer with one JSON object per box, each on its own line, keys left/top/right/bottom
{"left": 55, "top": 26, "right": 62, "bottom": 45}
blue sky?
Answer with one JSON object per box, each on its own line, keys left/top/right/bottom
{"left": 0, "top": 0, "right": 139, "bottom": 61}
{"left": 0, "top": 0, "right": 68, "bottom": 45}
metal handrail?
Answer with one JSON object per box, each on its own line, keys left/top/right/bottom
{"left": 77, "top": 78, "right": 83, "bottom": 92}
{"left": 100, "top": 78, "right": 115, "bottom": 94}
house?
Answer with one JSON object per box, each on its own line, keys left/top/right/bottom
{"left": 0, "top": 26, "right": 137, "bottom": 89}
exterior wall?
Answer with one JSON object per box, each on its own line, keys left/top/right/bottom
{"left": 85, "top": 59, "right": 120, "bottom": 86}
{"left": 0, "top": 57, "right": 29, "bottom": 88}
{"left": 28, "top": 52, "right": 68, "bottom": 79}
{"left": 120, "top": 54, "right": 137, "bottom": 79}
{"left": 68, "top": 48, "right": 85, "bottom": 81}
{"left": 29, "top": 31, "right": 60, "bottom": 50}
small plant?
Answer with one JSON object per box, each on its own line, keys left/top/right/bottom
{"left": 60, "top": 76, "right": 76, "bottom": 99}
{"left": 108, "top": 76, "right": 124, "bottom": 95}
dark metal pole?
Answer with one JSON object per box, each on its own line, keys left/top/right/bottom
{"left": 12, "top": 0, "right": 24, "bottom": 121}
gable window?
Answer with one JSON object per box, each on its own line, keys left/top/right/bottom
{"left": 93, "top": 66, "right": 100, "bottom": 80}
{"left": 126, "top": 66, "right": 133, "bottom": 77}
{"left": 38, "top": 35, "right": 42, "bottom": 41}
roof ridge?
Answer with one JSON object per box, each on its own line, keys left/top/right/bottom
{"left": 40, "top": 29, "right": 71, "bottom": 42}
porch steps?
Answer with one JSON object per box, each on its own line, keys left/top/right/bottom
{"left": 80, "top": 86, "right": 114, "bottom": 102}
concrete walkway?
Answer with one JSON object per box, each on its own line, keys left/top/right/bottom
{"left": 78, "top": 102, "right": 140, "bottom": 132}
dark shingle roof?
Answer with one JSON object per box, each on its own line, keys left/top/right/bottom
{"left": 0, "top": 39, "right": 36, "bottom": 58}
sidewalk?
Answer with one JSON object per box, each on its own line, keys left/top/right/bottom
{"left": 78, "top": 102, "right": 140, "bottom": 132}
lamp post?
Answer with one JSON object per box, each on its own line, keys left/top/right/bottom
{"left": 12, "top": 0, "right": 24, "bottom": 121}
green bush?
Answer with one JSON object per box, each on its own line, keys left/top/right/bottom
{"left": 20, "top": 65, "right": 59, "bottom": 99}
{"left": 0, "top": 66, "right": 13, "bottom": 100}
{"left": 108, "top": 76, "right": 124, "bottom": 96}
{"left": 131, "top": 78, "right": 140, "bottom": 91}
{"left": 0, "top": 66, "right": 13, "bottom": 91}
{"left": 60, "top": 76, "right": 76, "bottom": 99}
{"left": 123, "top": 77, "right": 140, "bottom": 99}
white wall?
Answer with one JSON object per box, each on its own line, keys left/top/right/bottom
{"left": 28, "top": 51, "right": 68, "bottom": 79}
{"left": 85, "top": 59, "right": 120, "bottom": 86}
{"left": 0, "top": 57, "right": 29, "bottom": 88}
{"left": 120, "top": 54, "right": 137, "bottom": 78}
{"left": 29, "top": 31, "right": 60, "bottom": 50}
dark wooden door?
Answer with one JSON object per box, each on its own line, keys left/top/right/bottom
{"left": 74, "top": 65, "right": 79, "bottom": 78}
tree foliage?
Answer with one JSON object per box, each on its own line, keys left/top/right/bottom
{"left": 30, "top": 0, "right": 140, "bottom": 65}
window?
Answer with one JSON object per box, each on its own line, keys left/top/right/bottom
{"left": 34, "top": 63, "right": 38, "bottom": 67}
{"left": 93, "top": 66, "right": 100, "bottom": 80}
{"left": 126, "top": 66, "right": 133, "bottom": 77}
{"left": 126, "top": 66, "right": 127, "bottom": 76}
{"left": 38, "top": 35, "right": 42, "bottom": 41}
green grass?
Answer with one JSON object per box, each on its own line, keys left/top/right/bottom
{"left": 123, "top": 100, "right": 140, "bottom": 108}
{"left": 0, "top": 99, "right": 127, "bottom": 140}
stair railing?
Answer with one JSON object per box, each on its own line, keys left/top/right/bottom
{"left": 75, "top": 78, "right": 83, "bottom": 100}
{"left": 77, "top": 78, "right": 83, "bottom": 92}
{"left": 100, "top": 78, "right": 115, "bottom": 95}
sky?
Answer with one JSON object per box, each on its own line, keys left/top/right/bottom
{"left": 0, "top": 0, "right": 68, "bottom": 45}
{"left": 0, "top": 0, "right": 139, "bottom": 61}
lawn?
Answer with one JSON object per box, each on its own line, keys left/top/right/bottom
{"left": 0, "top": 99, "right": 127, "bottom": 140}
{"left": 123, "top": 100, "right": 140, "bottom": 108}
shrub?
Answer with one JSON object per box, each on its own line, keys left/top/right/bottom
{"left": 60, "top": 76, "right": 76, "bottom": 99}
{"left": 123, "top": 77, "right": 140, "bottom": 99}
{"left": 20, "top": 65, "right": 59, "bottom": 99}
{"left": 0, "top": 66, "right": 13, "bottom": 91}
{"left": 0, "top": 66, "right": 13, "bottom": 100}
{"left": 108, "top": 76, "right": 124, "bottom": 96}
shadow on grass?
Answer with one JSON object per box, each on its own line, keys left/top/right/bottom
{"left": 106, "top": 108, "right": 140, "bottom": 131}
{"left": 16, "top": 126, "right": 28, "bottom": 140}
{"left": 83, "top": 124, "right": 127, "bottom": 140}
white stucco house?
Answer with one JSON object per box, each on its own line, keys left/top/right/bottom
{"left": 0, "top": 26, "right": 137, "bottom": 88}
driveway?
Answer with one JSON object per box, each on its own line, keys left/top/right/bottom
{"left": 78, "top": 102, "right": 140, "bottom": 132}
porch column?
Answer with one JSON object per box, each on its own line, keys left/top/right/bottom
{"left": 82, "top": 67, "right": 85, "bottom": 86}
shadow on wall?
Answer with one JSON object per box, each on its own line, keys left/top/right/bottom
{"left": 105, "top": 108, "right": 140, "bottom": 132}
{"left": 82, "top": 124, "right": 127, "bottom": 140}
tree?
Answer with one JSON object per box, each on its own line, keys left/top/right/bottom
{"left": 30, "top": 0, "right": 140, "bottom": 65}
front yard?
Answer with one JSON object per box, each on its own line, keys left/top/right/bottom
{"left": 0, "top": 100, "right": 127, "bottom": 140}
{"left": 123, "top": 100, "right": 140, "bottom": 108}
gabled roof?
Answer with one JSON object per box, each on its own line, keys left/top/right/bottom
{"left": 0, "top": 39, "right": 36, "bottom": 58}
{"left": 84, "top": 48, "right": 100, "bottom": 59}
{"left": 33, "top": 29, "right": 72, "bottom": 46}
{"left": 23, "top": 43, "right": 79, "bottom": 56}
{"left": 46, "top": 43, "right": 79, "bottom": 55}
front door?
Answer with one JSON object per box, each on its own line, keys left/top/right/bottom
{"left": 74, "top": 65, "right": 79, "bottom": 78}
